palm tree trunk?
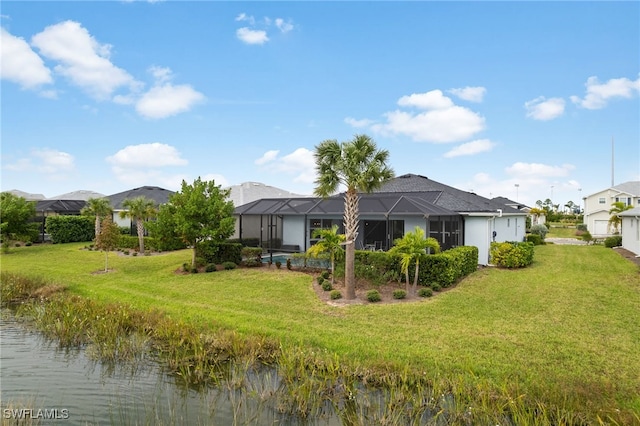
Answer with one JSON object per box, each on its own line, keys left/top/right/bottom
{"left": 136, "top": 219, "right": 145, "bottom": 254}
{"left": 413, "top": 261, "right": 420, "bottom": 295}
{"left": 343, "top": 189, "right": 359, "bottom": 300}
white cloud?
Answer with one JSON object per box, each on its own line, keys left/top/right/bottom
{"left": 5, "top": 148, "right": 75, "bottom": 175}
{"left": 275, "top": 18, "right": 294, "bottom": 33}
{"left": 148, "top": 65, "right": 172, "bottom": 84}
{"left": 31, "top": 20, "right": 138, "bottom": 100}
{"left": 524, "top": 96, "right": 565, "bottom": 121}
{"left": 448, "top": 86, "right": 486, "bottom": 103}
{"left": 136, "top": 83, "right": 205, "bottom": 119}
{"left": 367, "top": 89, "right": 485, "bottom": 143}
{"left": 235, "top": 13, "right": 255, "bottom": 25}
{"left": 397, "top": 90, "right": 454, "bottom": 109}
{"left": 254, "top": 147, "right": 315, "bottom": 184}
{"left": 0, "top": 27, "right": 53, "bottom": 89}
{"left": 570, "top": 75, "right": 640, "bottom": 109}
{"left": 255, "top": 150, "right": 280, "bottom": 165}
{"left": 200, "top": 173, "right": 229, "bottom": 188}
{"left": 443, "top": 139, "right": 496, "bottom": 158}
{"left": 505, "top": 162, "right": 575, "bottom": 178}
{"left": 344, "top": 117, "right": 374, "bottom": 128}
{"left": 107, "top": 143, "right": 188, "bottom": 168}
{"left": 236, "top": 27, "right": 269, "bottom": 45}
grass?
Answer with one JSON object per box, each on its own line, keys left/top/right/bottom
{"left": 546, "top": 224, "right": 581, "bottom": 239}
{"left": 1, "top": 242, "right": 639, "bottom": 423}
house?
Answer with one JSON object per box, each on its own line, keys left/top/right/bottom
{"left": 226, "top": 182, "right": 307, "bottom": 208}
{"left": 583, "top": 181, "right": 640, "bottom": 236}
{"left": 618, "top": 207, "right": 640, "bottom": 256}
{"left": 234, "top": 174, "right": 527, "bottom": 265}
{"left": 107, "top": 186, "right": 174, "bottom": 232}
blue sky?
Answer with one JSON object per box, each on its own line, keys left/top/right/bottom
{"left": 2, "top": 1, "right": 639, "bottom": 209}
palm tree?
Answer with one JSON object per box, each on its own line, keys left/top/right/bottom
{"left": 306, "top": 225, "right": 346, "bottom": 286}
{"left": 529, "top": 207, "right": 545, "bottom": 226}
{"left": 81, "top": 197, "right": 113, "bottom": 241}
{"left": 389, "top": 227, "right": 440, "bottom": 295}
{"left": 119, "top": 196, "right": 157, "bottom": 254}
{"left": 314, "top": 134, "right": 394, "bottom": 300}
{"left": 608, "top": 201, "right": 633, "bottom": 234}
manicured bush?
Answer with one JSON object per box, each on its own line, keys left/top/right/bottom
{"left": 45, "top": 216, "right": 94, "bottom": 243}
{"left": 241, "top": 247, "right": 263, "bottom": 263}
{"left": 418, "top": 287, "right": 433, "bottom": 298}
{"left": 530, "top": 224, "right": 549, "bottom": 240}
{"left": 286, "top": 258, "right": 292, "bottom": 270}
{"left": 576, "top": 224, "right": 588, "bottom": 232}
{"left": 525, "top": 234, "right": 542, "bottom": 245}
{"left": 222, "top": 261, "right": 237, "bottom": 270}
{"left": 581, "top": 230, "right": 593, "bottom": 244}
{"left": 196, "top": 241, "right": 242, "bottom": 265}
{"left": 317, "top": 276, "right": 325, "bottom": 286}
{"left": 321, "top": 281, "right": 332, "bottom": 291}
{"left": 366, "top": 290, "right": 381, "bottom": 303}
{"left": 205, "top": 263, "right": 217, "bottom": 273}
{"left": 321, "top": 270, "right": 331, "bottom": 280}
{"left": 490, "top": 241, "right": 534, "bottom": 268}
{"left": 604, "top": 235, "right": 622, "bottom": 248}
{"left": 275, "top": 261, "right": 282, "bottom": 269}
{"left": 243, "top": 259, "right": 261, "bottom": 267}
{"left": 430, "top": 282, "right": 442, "bottom": 292}
{"left": 329, "top": 290, "right": 342, "bottom": 300}
{"left": 392, "top": 289, "right": 407, "bottom": 299}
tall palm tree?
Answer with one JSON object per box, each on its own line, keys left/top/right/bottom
{"left": 314, "top": 134, "right": 394, "bottom": 300}
{"left": 608, "top": 201, "right": 633, "bottom": 234}
{"left": 389, "top": 227, "right": 440, "bottom": 295}
{"left": 306, "top": 224, "right": 346, "bottom": 286}
{"left": 81, "top": 197, "right": 113, "bottom": 241}
{"left": 119, "top": 196, "right": 157, "bottom": 254}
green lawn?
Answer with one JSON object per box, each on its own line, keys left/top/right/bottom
{"left": 1, "top": 243, "right": 639, "bottom": 419}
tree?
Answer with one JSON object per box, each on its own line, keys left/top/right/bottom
{"left": 81, "top": 197, "right": 113, "bottom": 241}
{"left": 389, "top": 227, "right": 440, "bottom": 295}
{"left": 95, "top": 215, "right": 120, "bottom": 272}
{"left": 168, "top": 177, "right": 235, "bottom": 268}
{"left": 306, "top": 224, "right": 346, "bottom": 286}
{"left": 0, "top": 192, "right": 36, "bottom": 251}
{"left": 314, "top": 134, "right": 394, "bottom": 300}
{"left": 608, "top": 202, "right": 633, "bottom": 234}
{"left": 529, "top": 207, "right": 545, "bottom": 226}
{"left": 119, "top": 196, "right": 157, "bottom": 254}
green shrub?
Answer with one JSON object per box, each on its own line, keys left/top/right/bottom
{"left": 196, "top": 241, "right": 242, "bottom": 265}
{"left": 430, "top": 283, "right": 442, "bottom": 292}
{"left": 392, "top": 289, "right": 407, "bottom": 299}
{"left": 190, "top": 267, "right": 198, "bottom": 274}
{"left": 286, "top": 258, "right": 292, "bottom": 270}
{"left": 321, "top": 270, "right": 330, "bottom": 280}
{"left": 581, "top": 231, "right": 593, "bottom": 244}
{"left": 604, "top": 235, "right": 622, "bottom": 248}
{"left": 530, "top": 224, "right": 549, "bottom": 240}
{"left": 241, "top": 247, "right": 263, "bottom": 263}
{"left": 418, "top": 287, "right": 433, "bottom": 297}
{"left": 222, "top": 261, "right": 237, "bottom": 270}
{"left": 490, "top": 242, "right": 535, "bottom": 268}
{"left": 525, "top": 233, "right": 542, "bottom": 245}
{"left": 205, "top": 263, "right": 217, "bottom": 273}
{"left": 275, "top": 261, "right": 282, "bottom": 269}
{"left": 182, "top": 262, "right": 190, "bottom": 272}
{"left": 321, "top": 281, "right": 332, "bottom": 291}
{"left": 330, "top": 290, "right": 342, "bottom": 300}
{"left": 366, "top": 290, "right": 381, "bottom": 303}
{"left": 576, "top": 223, "right": 588, "bottom": 232}
{"left": 45, "top": 216, "right": 94, "bottom": 243}
{"left": 317, "top": 276, "right": 325, "bottom": 285}
{"left": 243, "top": 259, "right": 261, "bottom": 267}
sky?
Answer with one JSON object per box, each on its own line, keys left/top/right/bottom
{"left": 1, "top": 1, "right": 639, "bottom": 209}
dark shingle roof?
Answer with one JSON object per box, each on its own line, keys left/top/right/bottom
{"left": 107, "top": 186, "right": 174, "bottom": 209}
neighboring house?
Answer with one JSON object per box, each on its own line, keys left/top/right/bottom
{"left": 234, "top": 174, "right": 527, "bottom": 265}
{"left": 618, "top": 207, "right": 640, "bottom": 256}
{"left": 583, "top": 181, "right": 640, "bottom": 236}
{"left": 226, "top": 182, "right": 307, "bottom": 208}
{"left": 491, "top": 196, "right": 530, "bottom": 213}
{"left": 34, "top": 199, "right": 88, "bottom": 242}
{"left": 5, "top": 189, "right": 46, "bottom": 201}
{"left": 48, "top": 190, "right": 106, "bottom": 201}
{"left": 107, "top": 186, "right": 174, "bottom": 231}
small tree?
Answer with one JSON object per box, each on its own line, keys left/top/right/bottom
{"left": 529, "top": 224, "right": 549, "bottom": 241}
{"left": 608, "top": 202, "right": 633, "bottom": 234}
{"left": 119, "top": 196, "right": 156, "bottom": 254}
{"left": 306, "top": 224, "right": 346, "bottom": 286}
{"left": 81, "top": 197, "right": 113, "bottom": 241}
{"left": 168, "top": 177, "right": 235, "bottom": 268}
{"left": 389, "top": 227, "right": 440, "bottom": 295}
{"left": 95, "top": 215, "right": 120, "bottom": 272}
{"left": 0, "top": 192, "right": 37, "bottom": 251}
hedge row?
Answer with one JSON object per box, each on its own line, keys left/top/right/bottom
{"left": 490, "top": 241, "right": 534, "bottom": 268}
{"left": 45, "top": 216, "right": 94, "bottom": 243}
{"left": 117, "top": 235, "right": 187, "bottom": 252}
{"left": 195, "top": 240, "right": 243, "bottom": 265}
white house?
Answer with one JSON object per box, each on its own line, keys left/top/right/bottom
{"left": 618, "top": 207, "right": 640, "bottom": 256}
{"left": 583, "top": 181, "right": 640, "bottom": 236}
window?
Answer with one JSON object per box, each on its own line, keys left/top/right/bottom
{"left": 309, "top": 219, "right": 342, "bottom": 239}
{"left": 598, "top": 197, "right": 606, "bottom": 204}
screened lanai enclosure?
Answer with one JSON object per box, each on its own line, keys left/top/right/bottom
{"left": 233, "top": 192, "right": 464, "bottom": 253}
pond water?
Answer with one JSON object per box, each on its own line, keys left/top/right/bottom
{"left": 0, "top": 310, "right": 340, "bottom": 426}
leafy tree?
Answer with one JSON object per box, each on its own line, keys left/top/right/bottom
{"left": 81, "top": 197, "right": 113, "bottom": 241}
{"left": 314, "top": 134, "right": 394, "bottom": 299}
{"left": 389, "top": 226, "right": 440, "bottom": 295}
{"left": 95, "top": 215, "right": 120, "bottom": 272}
{"left": 0, "top": 192, "right": 36, "bottom": 251}
{"left": 306, "top": 224, "right": 345, "bottom": 286}
{"left": 168, "top": 177, "right": 235, "bottom": 268}
{"left": 119, "top": 196, "right": 157, "bottom": 254}
{"left": 608, "top": 201, "right": 633, "bottom": 234}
